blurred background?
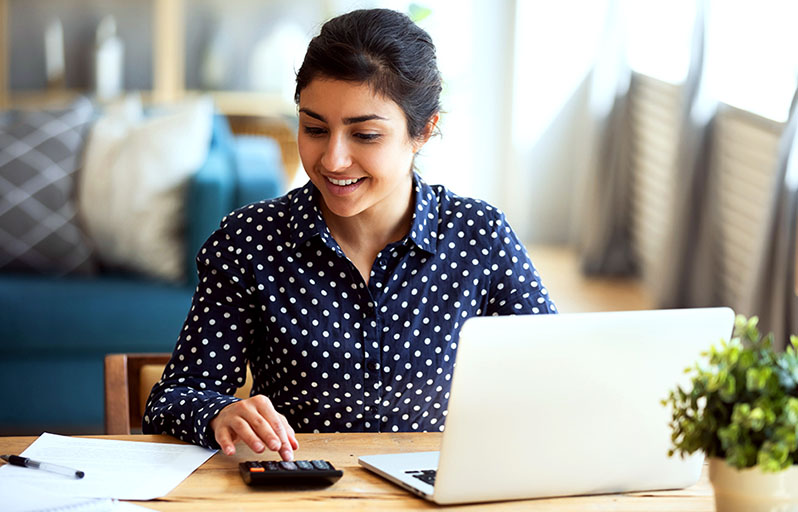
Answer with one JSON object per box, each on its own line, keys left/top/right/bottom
{"left": 1, "top": 0, "right": 797, "bottom": 434}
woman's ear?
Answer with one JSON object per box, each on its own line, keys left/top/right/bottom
{"left": 413, "top": 113, "right": 440, "bottom": 153}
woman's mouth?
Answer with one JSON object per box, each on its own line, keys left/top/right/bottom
{"left": 324, "top": 176, "right": 366, "bottom": 195}
{"left": 327, "top": 177, "right": 363, "bottom": 186}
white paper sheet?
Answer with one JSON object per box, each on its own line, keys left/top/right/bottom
{"left": 0, "top": 432, "right": 216, "bottom": 500}
{"left": 0, "top": 479, "right": 157, "bottom": 511}
{"left": 0, "top": 479, "right": 114, "bottom": 512}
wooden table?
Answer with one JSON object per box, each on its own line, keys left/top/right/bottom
{"left": 1, "top": 433, "right": 714, "bottom": 510}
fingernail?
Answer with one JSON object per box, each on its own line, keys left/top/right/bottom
{"left": 224, "top": 446, "right": 234, "bottom": 456}
{"left": 267, "top": 439, "right": 281, "bottom": 451}
{"left": 253, "top": 442, "right": 265, "bottom": 452}
{"left": 282, "top": 449, "right": 294, "bottom": 462}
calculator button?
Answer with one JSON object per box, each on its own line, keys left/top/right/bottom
{"left": 245, "top": 461, "right": 264, "bottom": 472}
{"left": 279, "top": 461, "right": 298, "bottom": 471}
{"left": 295, "top": 460, "right": 314, "bottom": 470}
{"left": 264, "top": 461, "right": 280, "bottom": 471}
{"left": 311, "top": 460, "right": 331, "bottom": 470}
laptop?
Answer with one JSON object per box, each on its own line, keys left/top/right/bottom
{"left": 358, "top": 307, "right": 735, "bottom": 505}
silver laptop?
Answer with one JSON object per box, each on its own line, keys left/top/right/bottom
{"left": 358, "top": 307, "right": 734, "bottom": 505}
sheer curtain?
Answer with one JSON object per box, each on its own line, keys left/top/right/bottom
{"left": 743, "top": 88, "right": 798, "bottom": 349}
{"left": 654, "top": 0, "right": 719, "bottom": 308}
{"left": 576, "top": 0, "right": 636, "bottom": 275}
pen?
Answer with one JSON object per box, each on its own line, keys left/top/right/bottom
{"left": 1, "top": 454, "right": 85, "bottom": 479}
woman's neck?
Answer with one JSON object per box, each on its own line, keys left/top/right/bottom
{"left": 321, "top": 174, "right": 415, "bottom": 265}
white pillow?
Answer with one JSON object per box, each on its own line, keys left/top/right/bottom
{"left": 78, "top": 95, "right": 214, "bottom": 282}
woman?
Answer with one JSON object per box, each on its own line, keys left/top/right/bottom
{"left": 144, "top": 8, "right": 556, "bottom": 462}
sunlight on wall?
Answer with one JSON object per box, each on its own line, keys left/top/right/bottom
{"left": 507, "top": 0, "right": 607, "bottom": 243}
{"left": 411, "top": 1, "right": 480, "bottom": 198}
{"left": 513, "top": 0, "right": 607, "bottom": 149}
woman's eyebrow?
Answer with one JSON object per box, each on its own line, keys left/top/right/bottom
{"left": 342, "top": 114, "right": 388, "bottom": 125}
{"left": 299, "top": 108, "right": 387, "bottom": 125}
{"left": 299, "top": 108, "right": 326, "bottom": 122}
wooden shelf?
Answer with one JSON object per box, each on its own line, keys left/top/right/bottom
{"left": 4, "top": 88, "right": 295, "bottom": 119}
{"left": 201, "top": 90, "right": 295, "bottom": 118}
{"left": 0, "top": 0, "right": 296, "bottom": 118}
{"left": 6, "top": 89, "right": 152, "bottom": 108}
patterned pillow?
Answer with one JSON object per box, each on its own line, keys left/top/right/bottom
{"left": 0, "top": 97, "right": 97, "bottom": 275}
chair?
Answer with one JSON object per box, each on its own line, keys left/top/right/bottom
{"left": 104, "top": 353, "right": 253, "bottom": 434}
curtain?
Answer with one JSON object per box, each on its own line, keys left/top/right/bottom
{"left": 654, "top": 0, "right": 720, "bottom": 308}
{"left": 743, "top": 87, "right": 798, "bottom": 350}
{"left": 576, "top": 0, "right": 636, "bottom": 276}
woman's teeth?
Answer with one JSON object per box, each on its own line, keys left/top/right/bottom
{"left": 328, "top": 177, "right": 362, "bottom": 186}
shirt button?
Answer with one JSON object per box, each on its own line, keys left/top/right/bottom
{"left": 367, "top": 360, "right": 380, "bottom": 372}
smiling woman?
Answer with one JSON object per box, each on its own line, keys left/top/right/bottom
{"left": 297, "top": 79, "right": 428, "bottom": 282}
{"left": 143, "top": 8, "right": 556, "bottom": 463}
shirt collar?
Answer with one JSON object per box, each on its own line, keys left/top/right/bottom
{"left": 288, "top": 181, "right": 331, "bottom": 251}
{"left": 406, "top": 172, "right": 439, "bottom": 255}
{"left": 287, "top": 173, "right": 439, "bottom": 255}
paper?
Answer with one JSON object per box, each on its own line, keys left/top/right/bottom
{"left": 0, "top": 479, "right": 154, "bottom": 511}
{"left": 0, "top": 478, "right": 115, "bottom": 512}
{"left": 0, "top": 432, "right": 216, "bottom": 500}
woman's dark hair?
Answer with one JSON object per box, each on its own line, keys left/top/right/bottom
{"left": 295, "top": 9, "right": 442, "bottom": 140}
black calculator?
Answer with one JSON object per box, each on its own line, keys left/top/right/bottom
{"left": 239, "top": 460, "right": 343, "bottom": 486}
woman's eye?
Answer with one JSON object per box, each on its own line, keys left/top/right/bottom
{"left": 355, "top": 133, "right": 381, "bottom": 142}
{"left": 303, "top": 126, "right": 326, "bottom": 136}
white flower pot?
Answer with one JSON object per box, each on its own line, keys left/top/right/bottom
{"left": 710, "top": 457, "right": 798, "bottom": 512}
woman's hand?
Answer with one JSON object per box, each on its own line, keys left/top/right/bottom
{"left": 210, "top": 395, "right": 299, "bottom": 461}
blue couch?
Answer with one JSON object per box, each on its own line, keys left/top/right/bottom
{"left": 0, "top": 115, "right": 285, "bottom": 434}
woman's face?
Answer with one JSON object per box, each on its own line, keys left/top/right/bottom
{"left": 297, "top": 78, "right": 425, "bottom": 222}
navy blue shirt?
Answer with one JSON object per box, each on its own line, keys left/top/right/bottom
{"left": 144, "top": 173, "right": 556, "bottom": 447}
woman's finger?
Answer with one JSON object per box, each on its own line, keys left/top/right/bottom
{"left": 214, "top": 424, "right": 238, "bottom": 456}
{"left": 252, "top": 396, "right": 294, "bottom": 460}
{"left": 228, "top": 414, "right": 271, "bottom": 454}
{"left": 211, "top": 397, "right": 298, "bottom": 459}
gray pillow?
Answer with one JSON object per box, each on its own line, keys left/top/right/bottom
{"left": 0, "top": 97, "right": 97, "bottom": 275}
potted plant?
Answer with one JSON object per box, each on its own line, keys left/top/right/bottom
{"left": 664, "top": 315, "right": 798, "bottom": 512}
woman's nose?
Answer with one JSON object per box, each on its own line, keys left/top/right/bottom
{"left": 320, "top": 135, "right": 352, "bottom": 172}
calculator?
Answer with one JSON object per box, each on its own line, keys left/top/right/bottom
{"left": 239, "top": 459, "right": 343, "bottom": 486}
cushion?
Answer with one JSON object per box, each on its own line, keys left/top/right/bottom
{"left": 78, "top": 95, "right": 214, "bottom": 282}
{"left": 0, "top": 97, "right": 96, "bottom": 275}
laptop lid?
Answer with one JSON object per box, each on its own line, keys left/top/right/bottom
{"left": 360, "top": 307, "right": 735, "bottom": 505}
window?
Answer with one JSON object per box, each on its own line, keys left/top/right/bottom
{"left": 624, "top": 0, "right": 695, "bottom": 85}
{"left": 704, "top": 0, "right": 798, "bottom": 122}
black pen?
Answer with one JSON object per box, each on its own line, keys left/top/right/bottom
{"left": 1, "top": 454, "right": 85, "bottom": 479}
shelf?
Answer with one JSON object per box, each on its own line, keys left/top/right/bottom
{"left": 199, "top": 90, "right": 296, "bottom": 118}
{"left": 5, "top": 88, "right": 295, "bottom": 119}
{"left": 0, "top": 0, "right": 300, "bottom": 118}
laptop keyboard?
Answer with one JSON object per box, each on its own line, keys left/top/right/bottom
{"left": 405, "top": 469, "right": 437, "bottom": 486}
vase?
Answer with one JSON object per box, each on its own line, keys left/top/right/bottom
{"left": 710, "top": 457, "right": 798, "bottom": 512}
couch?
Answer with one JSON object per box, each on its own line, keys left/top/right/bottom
{"left": 0, "top": 114, "right": 285, "bottom": 434}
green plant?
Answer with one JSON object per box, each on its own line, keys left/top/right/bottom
{"left": 664, "top": 315, "right": 798, "bottom": 472}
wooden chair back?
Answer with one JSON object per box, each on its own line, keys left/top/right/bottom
{"left": 104, "top": 353, "right": 252, "bottom": 434}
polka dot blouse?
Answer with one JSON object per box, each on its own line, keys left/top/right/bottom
{"left": 143, "top": 173, "right": 556, "bottom": 448}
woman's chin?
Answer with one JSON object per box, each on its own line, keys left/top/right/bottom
{"left": 317, "top": 193, "right": 363, "bottom": 219}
